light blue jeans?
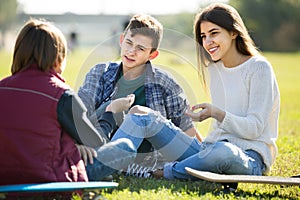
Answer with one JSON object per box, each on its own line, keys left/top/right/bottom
{"left": 86, "top": 138, "right": 137, "bottom": 181}
{"left": 111, "top": 111, "right": 266, "bottom": 180}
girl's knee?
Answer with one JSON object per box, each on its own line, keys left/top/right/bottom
{"left": 202, "top": 142, "right": 237, "bottom": 159}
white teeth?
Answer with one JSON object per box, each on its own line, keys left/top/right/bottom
{"left": 209, "top": 47, "right": 218, "bottom": 53}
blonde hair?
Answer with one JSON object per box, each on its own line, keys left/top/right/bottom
{"left": 11, "top": 19, "right": 67, "bottom": 74}
{"left": 194, "top": 3, "right": 259, "bottom": 88}
{"left": 124, "top": 14, "right": 163, "bottom": 52}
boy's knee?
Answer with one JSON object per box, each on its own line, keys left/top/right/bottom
{"left": 128, "top": 105, "right": 151, "bottom": 114}
{"left": 114, "top": 138, "right": 137, "bottom": 153}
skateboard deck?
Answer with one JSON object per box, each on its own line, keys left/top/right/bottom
{"left": 0, "top": 181, "right": 118, "bottom": 193}
{"left": 185, "top": 167, "right": 300, "bottom": 185}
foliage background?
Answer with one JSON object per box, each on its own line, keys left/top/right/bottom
{"left": 0, "top": 0, "right": 299, "bottom": 199}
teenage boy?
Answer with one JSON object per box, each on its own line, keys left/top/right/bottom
{"left": 78, "top": 14, "right": 202, "bottom": 176}
{"left": 79, "top": 14, "right": 201, "bottom": 139}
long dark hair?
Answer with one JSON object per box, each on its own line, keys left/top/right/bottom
{"left": 194, "top": 3, "right": 259, "bottom": 89}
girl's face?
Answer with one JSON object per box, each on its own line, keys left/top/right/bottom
{"left": 200, "top": 21, "right": 237, "bottom": 63}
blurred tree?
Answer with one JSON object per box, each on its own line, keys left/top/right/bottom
{"left": 157, "top": 13, "right": 194, "bottom": 36}
{"left": 230, "top": 0, "right": 300, "bottom": 51}
{"left": 157, "top": 13, "right": 195, "bottom": 49}
{"left": 0, "top": 0, "right": 18, "bottom": 49}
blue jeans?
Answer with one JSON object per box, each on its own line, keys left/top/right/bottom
{"left": 112, "top": 111, "right": 266, "bottom": 180}
{"left": 86, "top": 138, "right": 137, "bottom": 181}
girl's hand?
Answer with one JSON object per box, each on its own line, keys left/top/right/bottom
{"left": 186, "top": 103, "right": 225, "bottom": 122}
{"left": 75, "top": 144, "right": 97, "bottom": 166}
{"left": 106, "top": 94, "right": 135, "bottom": 113}
{"left": 185, "top": 103, "right": 211, "bottom": 122}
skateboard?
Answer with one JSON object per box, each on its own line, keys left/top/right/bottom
{"left": 185, "top": 167, "right": 300, "bottom": 187}
{"left": 0, "top": 181, "right": 118, "bottom": 193}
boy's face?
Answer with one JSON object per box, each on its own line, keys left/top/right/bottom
{"left": 120, "top": 30, "right": 158, "bottom": 71}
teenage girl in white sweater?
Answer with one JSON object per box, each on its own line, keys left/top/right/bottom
{"left": 111, "top": 3, "right": 280, "bottom": 179}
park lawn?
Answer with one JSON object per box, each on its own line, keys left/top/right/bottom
{"left": 0, "top": 49, "right": 299, "bottom": 199}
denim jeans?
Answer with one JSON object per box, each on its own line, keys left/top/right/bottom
{"left": 86, "top": 138, "right": 137, "bottom": 181}
{"left": 112, "top": 111, "right": 265, "bottom": 180}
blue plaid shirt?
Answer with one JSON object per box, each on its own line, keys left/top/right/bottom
{"left": 78, "top": 61, "right": 194, "bottom": 131}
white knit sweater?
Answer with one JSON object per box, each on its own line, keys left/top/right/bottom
{"left": 204, "top": 55, "right": 280, "bottom": 174}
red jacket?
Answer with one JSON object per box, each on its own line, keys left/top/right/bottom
{"left": 0, "top": 65, "right": 88, "bottom": 184}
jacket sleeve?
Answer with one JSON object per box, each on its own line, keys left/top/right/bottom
{"left": 78, "top": 64, "right": 104, "bottom": 116}
{"left": 57, "top": 90, "right": 116, "bottom": 147}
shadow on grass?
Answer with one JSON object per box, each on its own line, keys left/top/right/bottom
{"left": 116, "top": 175, "right": 221, "bottom": 194}
{"left": 93, "top": 175, "right": 300, "bottom": 199}
{"left": 232, "top": 188, "right": 300, "bottom": 200}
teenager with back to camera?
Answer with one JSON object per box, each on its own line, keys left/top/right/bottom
{"left": 0, "top": 19, "right": 136, "bottom": 184}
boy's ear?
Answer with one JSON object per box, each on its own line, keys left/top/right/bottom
{"left": 149, "top": 50, "right": 159, "bottom": 60}
{"left": 119, "top": 34, "right": 124, "bottom": 46}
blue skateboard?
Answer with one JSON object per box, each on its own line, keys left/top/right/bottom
{"left": 0, "top": 181, "right": 118, "bottom": 193}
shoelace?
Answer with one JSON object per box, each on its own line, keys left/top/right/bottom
{"left": 125, "top": 161, "right": 157, "bottom": 178}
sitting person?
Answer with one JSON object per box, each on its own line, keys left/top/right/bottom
{"left": 0, "top": 18, "right": 136, "bottom": 185}
{"left": 110, "top": 3, "right": 280, "bottom": 180}
{"left": 77, "top": 13, "right": 202, "bottom": 179}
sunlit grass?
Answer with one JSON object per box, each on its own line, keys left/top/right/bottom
{"left": 1, "top": 49, "right": 299, "bottom": 199}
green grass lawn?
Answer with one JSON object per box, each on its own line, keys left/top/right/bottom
{"left": 0, "top": 49, "right": 299, "bottom": 199}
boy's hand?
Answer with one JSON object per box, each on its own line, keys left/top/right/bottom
{"left": 106, "top": 94, "right": 135, "bottom": 113}
{"left": 75, "top": 144, "right": 97, "bottom": 166}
